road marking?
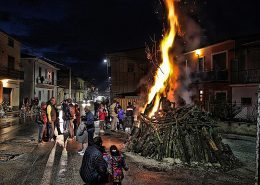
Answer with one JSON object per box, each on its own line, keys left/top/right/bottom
{"left": 40, "top": 134, "right": 65, "bottom": 185}
{"left": 40, "top": 143, "right": 57, "bottom": 185}
{"left": 56, "top": 148, "right": 68, "bottom": 184}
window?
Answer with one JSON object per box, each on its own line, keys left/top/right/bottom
{"left": 127, "top": 63, "right": 134, "bottom": 72}
{"left": 212, "top": 52, "right": 227, "bottom": 71}
{"left": 39, "top": 67, "right": 42, "bottom": 77}
{"left": 47, "top": 90, "right": 50, "bottom": 101}
{"left": 45, "top": 69, "right": 47, "bottom": 78}
{"left": 38, "top": 91, "right": 41, "bottom": 101}
{"left": 241, "top": 97, "right": 252, "bottom": 106}
{"left": 8, "top": 37, "right": 14, "bottom": 47}
{"left": 215, "top": 91, "right": 227, "bottom": 102}
{"left": 8, "top": 56, "right": 15, "bottom": 70}
{"left": 198, "top": 57, "right": 204, "bottom": 72}
{"left": 199, "top": 90, "right": 203, "bottom": 102}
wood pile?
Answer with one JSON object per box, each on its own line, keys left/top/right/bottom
{"left": 127, "top": 105, "right": 242, "bottom": 171}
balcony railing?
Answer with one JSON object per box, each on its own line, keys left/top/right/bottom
{"left": 192, "top": 70, "right": 228, "bottom": 83}
{"left": 36, "top": 76, "right": 55, "bottom": 85}
{"left": 0, "top": 68, "right": 24, "bottom": 80}
{"left": 231, "top": 69, "right": 260, "bottom": 84}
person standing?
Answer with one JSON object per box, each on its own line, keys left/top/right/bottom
{"left": 82, "top": 106, "right": 95, "bottom": 146}
{"left": 117, "top": 106, "right": 125, "bottom": 131}
{"left": 125, "top": 102, "right": 134, "bottom": 134}
{"left": 80, "top": 137, "right": 108, "bottom": 185}
{"left": 74, "top": 104, "right": 81, "bottom": 137}
{"left": 47, "top": 97, "right": 57, "bottom": 141}
{"left": 109, "top": 100, "right": 118, "bottom": 132}
{"left": 98, "top": 104, "right": 107, "bottom": 133}
{"left": 67, "top": 98, "right": 75, "bottom": 139}
{"left": 36, "top": 102, "right": 47, "bottom": 143}
{"left": 62, "top": 99, "right": 70, "bottom": 145}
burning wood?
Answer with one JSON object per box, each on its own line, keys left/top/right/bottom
{"left": 129, "top": 0, "right": 240, "bottom": 171}
{"left": 127, "top": 103, "right": 241, "bottom": 171}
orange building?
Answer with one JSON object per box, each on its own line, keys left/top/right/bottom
{"left": 0, "top": 30, "right": 23, "bottom": 109}
{"left": 183, "top": 40, "right": 235, "bottom": 108}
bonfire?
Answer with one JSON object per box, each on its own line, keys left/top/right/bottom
{"left": 127, "top": 0, "right": 241, "bottom": 171}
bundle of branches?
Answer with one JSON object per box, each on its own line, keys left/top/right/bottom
{"left": 127, "top": 105, "right": 241, "bottom": 171}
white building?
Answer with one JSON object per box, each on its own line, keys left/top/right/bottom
{"left": 21, "top": 54, "right": 59, "bottom": 104}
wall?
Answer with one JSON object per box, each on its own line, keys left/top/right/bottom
{"left": 108, "top": 48, "right": 148, "bottom": 98}
{"left": 0, "top": 32, "right": 21, "bottom": 70}
{"left": 20, "top": 58, "right": 58, "bottom": 104}
{"left": 232, "top": 85, "right": 258, "bottom": 104}
{"left": 183, "top": 40, "right": 235, "bottom": 105}
{"left": 20, "top": 58, "right": 34, "bottom": 105}
{"left": 0, "top": 31, "right": 21, "bottom": 108}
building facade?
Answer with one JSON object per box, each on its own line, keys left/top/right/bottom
{"left": 183, "top": 40, "right": 235, "bottom": 107}
{"left": 21, "top": 55, "right": 58, "bottom": 104}
{"left": 107, "top": 48, "right": 148, "bottom": 98}
{"left": 183, "top": 38, "right": 260, "bottom": 121}
{"left": 71, "top": 77, "right": 85, "bottom": 102}
{"left": 0, "top": 30, "right": 23, "bottom": 110}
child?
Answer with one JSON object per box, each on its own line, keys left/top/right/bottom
{"left": 117, "top": 106, "right": 125, "bottom": 131}
{"left": 36, "top": 102, "right": 48, "bottom": 143}
{"left": 104, "top": 145, "right": 128, "bottom": 185}
{"left": 98, "top": 105, "right": 107, "bottom": 133}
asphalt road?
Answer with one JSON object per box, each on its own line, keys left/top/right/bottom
{"left": 0, "top": 118, "right": 256, "bottom": 185}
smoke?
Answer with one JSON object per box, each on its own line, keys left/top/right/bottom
{"left": 174, "top": 16, "right": 202, "bottom": 105}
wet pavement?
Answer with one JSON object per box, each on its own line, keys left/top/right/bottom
{"left": 0, "top": 118, "right": 256, "bottom": 185}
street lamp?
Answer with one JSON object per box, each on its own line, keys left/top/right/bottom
{"left": 103, "top": 58, "right": 110, "bottom": 101}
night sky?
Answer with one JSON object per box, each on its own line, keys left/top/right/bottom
{"left": 0, "top": 0, "right": 260, "bottom": 89}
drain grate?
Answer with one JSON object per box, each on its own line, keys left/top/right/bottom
{"left": 0, "top": 153, "right": 21, "bottom": 162}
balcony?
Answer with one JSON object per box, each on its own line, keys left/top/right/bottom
{"left": 35, "top": 76, "right": 56, "bottom": 89}
{"left": 231, "top": 69, "right": 260, "bottom": 84}
{"left": 192, "top": 70, "right": 229, "bottom": 83}
{"left": 0, "top": 67, "right": 24, "bottom": 80}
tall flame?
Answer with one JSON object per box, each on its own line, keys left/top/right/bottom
{"left": 144, "top": 0, "right": 179, "bottom": 117}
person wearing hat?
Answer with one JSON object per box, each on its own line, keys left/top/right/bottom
{"left": 80, "top": 136, "right": 108, "bottom": 184}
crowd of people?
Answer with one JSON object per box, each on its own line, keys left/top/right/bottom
{"left": 34, "top": 97, "right": 133, "bottom": 184}
{"left": 97, "top": 100, "right": 137, "bottom": 135}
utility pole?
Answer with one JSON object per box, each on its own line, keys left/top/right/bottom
{"left": 69, "top": 67, "right": 72, "bottom": 98}
{"left": 256, "top": 85, "right": 260, "bottom": 185}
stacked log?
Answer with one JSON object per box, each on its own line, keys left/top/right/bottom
{"left": 127, "top": 105, "right": 241, "bottom": 171}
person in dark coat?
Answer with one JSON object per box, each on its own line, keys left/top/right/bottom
{"left": 80, "top": 136, "right": 108, "bottom": 185}
{"left": 82, "top": 106, "right": 95, "bottom": 146}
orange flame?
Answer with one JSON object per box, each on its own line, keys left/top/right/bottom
{"left": 144, "top": 0, "right": 179, "bottom": 117}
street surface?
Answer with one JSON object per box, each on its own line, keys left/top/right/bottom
{"left": 0, "top": 117, "right": 256, "bottom": 185}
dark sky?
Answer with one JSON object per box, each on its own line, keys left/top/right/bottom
{"left": 0, "top": 0, "right": 260, "bottom": 89}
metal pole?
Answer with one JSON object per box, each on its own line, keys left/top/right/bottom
{"left": 256, "top": 85, "right": 260, "bottom": 185}
{"left": 69, "top": 67, "right": 71, "bottom": 98}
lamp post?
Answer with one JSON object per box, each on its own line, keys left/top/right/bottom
{"left": 103, "top": 58, "right": 110, "bottom": 101}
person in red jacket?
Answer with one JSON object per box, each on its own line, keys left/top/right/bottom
{"left": 98, "top": 104, "right": 107, "bottom": 133}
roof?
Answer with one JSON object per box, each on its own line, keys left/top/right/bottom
{"left": 0, "top": 28, "right": 21, "bottom": 43}
{"left": 21, "top": 53, "right": 60, "bottom": 70}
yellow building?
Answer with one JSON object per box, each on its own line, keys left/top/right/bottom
{"left": 0, "top": 30, "right": 23, "bottom": 110}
